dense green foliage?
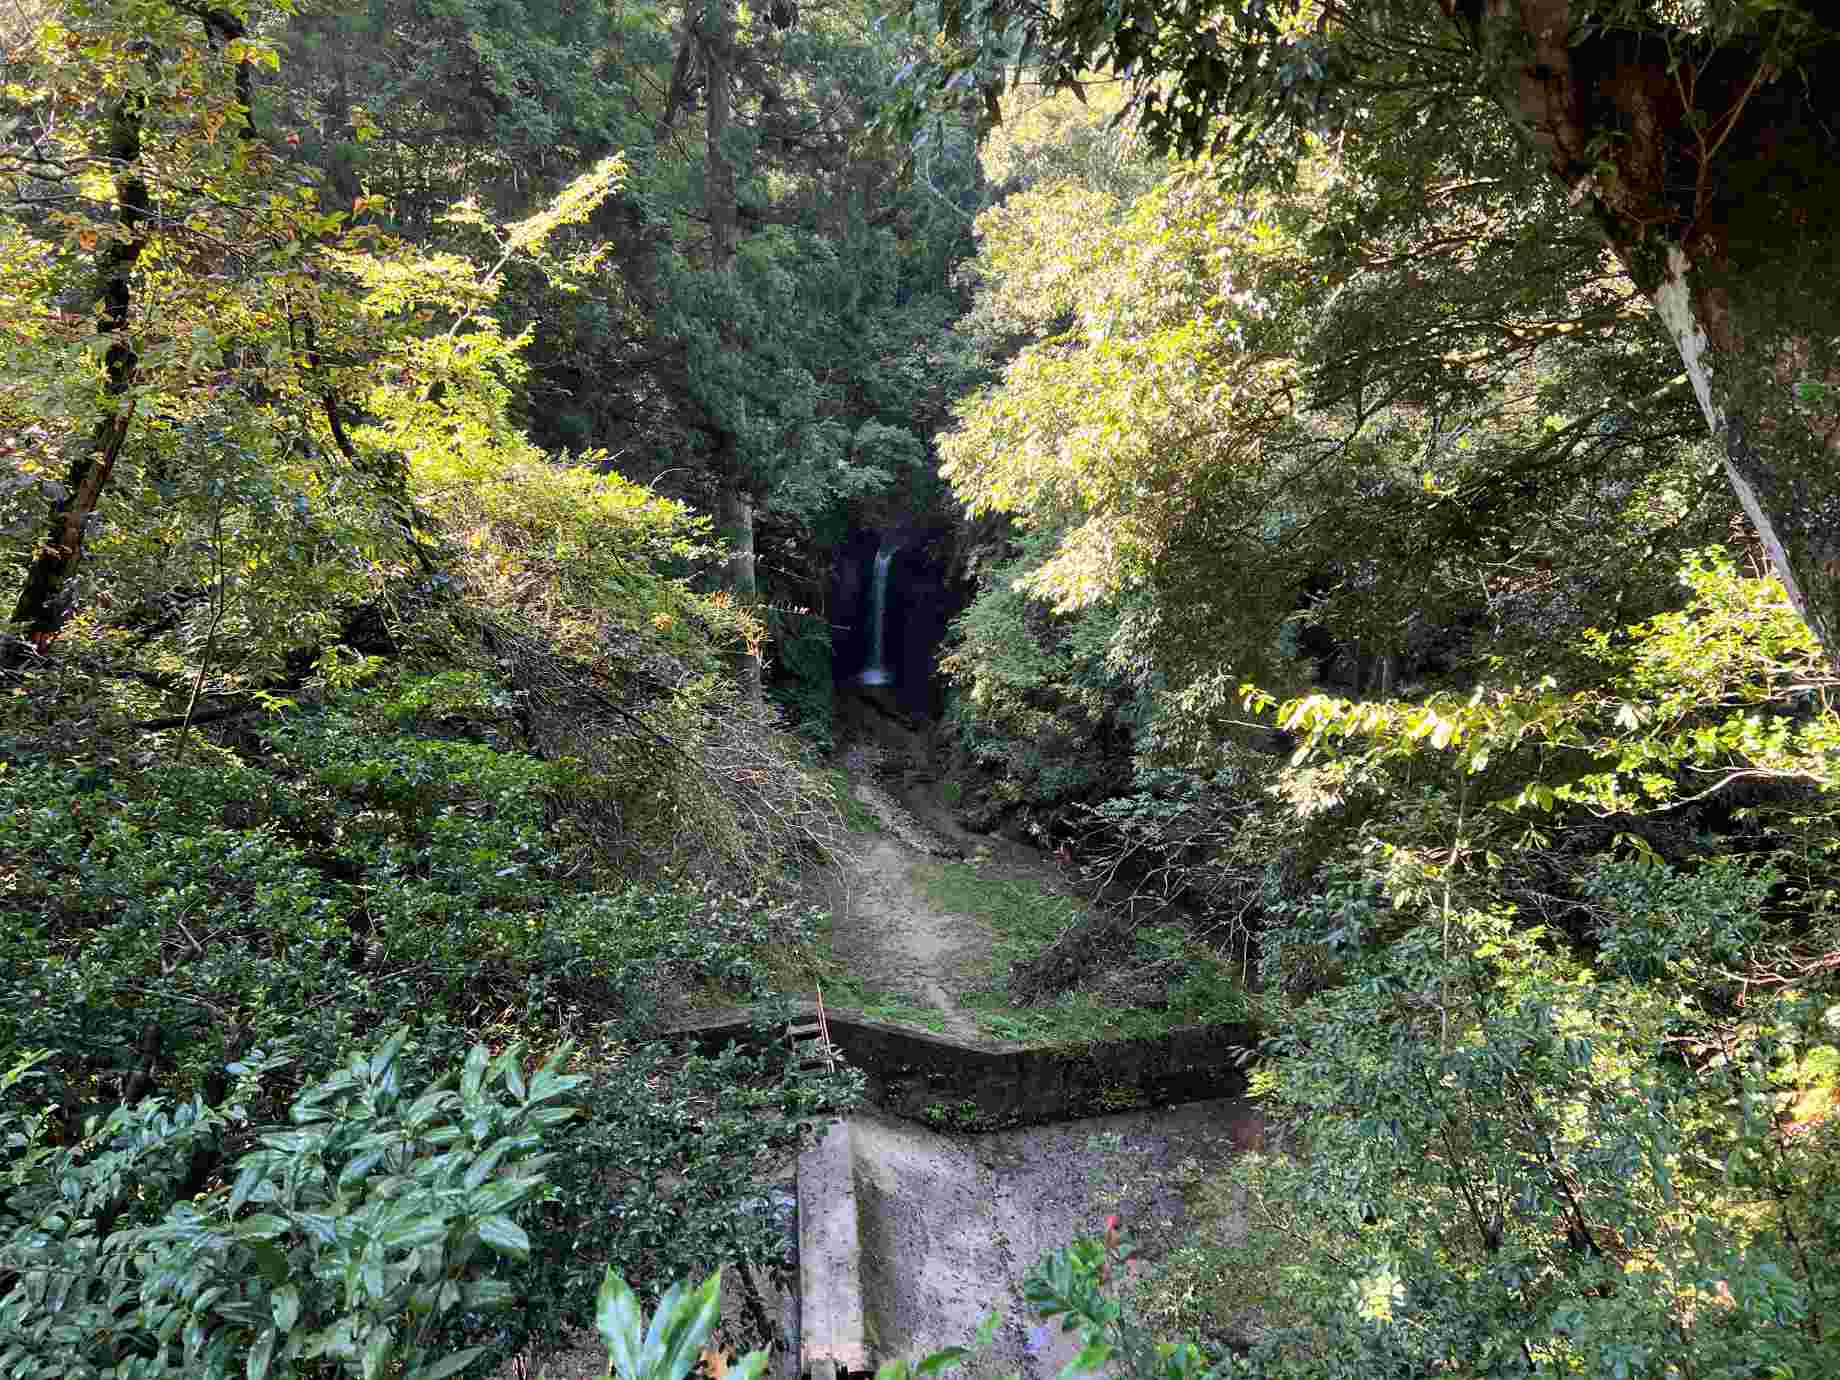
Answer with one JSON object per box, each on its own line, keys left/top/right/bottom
{"left": 0, "top": 697, "right": 821, "bottom": 1094}
{"left": 0, "top": 1030, "right": 579, "bottom": 1379}
{"left": 0, "top": 1, "right": 910, "bottom": 1370}
{"left": 0, "top": 1022, "right": 843, "bottom": 1378}
{"left": 7, "top": 0, "right": 1840, "bottom": 1374}
{"left": 0, "top": 684, "right": 859, "bottom": 1373}
{"left": 924, "top": 50, "right": 1840, "bottom": 1376}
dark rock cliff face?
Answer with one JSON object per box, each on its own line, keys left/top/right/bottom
{"left": 832, "top": 527, "right": 963, "bottom": 716}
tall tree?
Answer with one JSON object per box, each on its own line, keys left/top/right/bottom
{"left": 261, "top": 0, "right": 980, "bottom": 702}
{"left": 1, "top": 0, "right": 626, "bottom": 682}
{"left": 7, "top": 49, "right": 149, "bottom": 655}
{"left": 696, "top": 0, "right": 763, "bottom": 697}
{"left": 899, "top": 0, "right": 1840, "bottom": 663}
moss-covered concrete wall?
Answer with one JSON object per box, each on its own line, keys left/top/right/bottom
{"left": 666, "top": 1007, "right": 1258, "bottom": 1130}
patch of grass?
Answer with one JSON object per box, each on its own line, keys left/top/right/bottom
{"left": 963, "top": 987, "right": 1242, "bottom": 1045}
{"left": 826, "top": 769, "right": 882, "bottom": 834}
{"left": 919, "top": 862, "right": 1249, "bottom": 1045}
{"left": 940, "top": 780, "right": 964, "bottom": 807}
{"left": 917, "top": 862, "right": 1083, "bottom": 970}
{"left": 820, "top": 973, "right": 949, "bottom": 1032}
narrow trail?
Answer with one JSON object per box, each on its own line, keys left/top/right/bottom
{"left": 822, "top": 729, "right": 1079, "bottom": 1044}
{"left": 815, "top": 741, "right": 1263, "bottom": 1379}
{"left": 826, "top": 772, "right": 991, "bottom": 1041}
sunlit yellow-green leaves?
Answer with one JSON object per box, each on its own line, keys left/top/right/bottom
{"left": 1248, "top": 550, "right": 1840, "bottom": 815}
{"left": 942, "top": 162, "right": 1303, "bottom": 622}
{"left": 0, "top": 1, "right": 662, "bottom": 703}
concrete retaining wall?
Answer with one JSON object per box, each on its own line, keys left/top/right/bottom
{"left": 797, "top": 1120, "right": 867, "bottom": 1380}
{"left": 665, "top": 1007, "right": 1259, "bottom": 1130}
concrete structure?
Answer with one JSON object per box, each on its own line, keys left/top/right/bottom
{"left": 672, "top": 1009, "right": 1263, "bottom": 1379}
{"left": 666, "top": 1007, "right": 1259, "bottom": 1130}
{"left": 795, "top": 1099, "right": 1261, "bottom": 1380}
{"left": 798, "top": 1120, "right": 869, "bottom": 1380}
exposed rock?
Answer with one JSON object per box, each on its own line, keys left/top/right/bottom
{"left": 955, "top": 798, "right": 1004, "bottom": 834}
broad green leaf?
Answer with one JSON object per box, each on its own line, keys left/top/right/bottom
{"left": 637, "top": 1275, "right": 690, "bottom": 1378}
{"left": 661, "top": 1273, "right": 724, "bottom": 1380}
{"left": 461, "top": 1044, "right": 489, "bottom": 1101}
{"left": 475, "top": 1214, "right": 530, "bottom": 1260}
{"left": 272, "top": 1285, "right": 300, "bottom": 1333}
{"left": 916, "top": 1346, "right": 970, "bottom": 1376}
{"left": 461, "top": 1279, "right": 516, "bottom": 1308}
{"left": 246, "top": 1327, "right": 277, "bottom": 1380}
{"left": 370, "top": 1027, "right": 411, "bottom": 1083}
{"left": 229, "top": 1163, "right": 265, "bottom": 1216}
{"left": 381, "top": 1216, "right": 448, "bottom": 1251}
{"left": 408, "top": 1348, "right": 485, "bottom": 1380}
{"left": 463, "top": 1140, "right": 512, "bottom": 1190}
{"left": 598, "top": 1270, "right": 644, "bottom": 1380}
{"left": 469, "top": 1176, "right": 539, "bottom": 1216}
{"left": 362, "top": 1325, "right": 394, "bottom": 1380}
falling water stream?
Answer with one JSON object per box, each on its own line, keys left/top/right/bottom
{"left": 856, "top": 543, "right": 899, "bottom": 686}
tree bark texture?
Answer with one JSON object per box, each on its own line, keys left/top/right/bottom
{"left": 699, "top": 0, "right": 762, "bottom": 699}
{"left": 7, "top": 90, "right": 149, "bottom": 658}
{"left": 1473, "top": 2, "right": 1840, "bottom": 659}
{"left": 700, "top": 0, "right": 739, "bottom": 273}
{"left": 654, "top": 17, "right": 699, "bottom": 149}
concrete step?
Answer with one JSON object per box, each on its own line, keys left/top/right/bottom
{"left": 795, "top": 1040, "right": 834, "bottom": 1069}
{"left": 798, "top": 1119, "right": 867, "bottom": 1380}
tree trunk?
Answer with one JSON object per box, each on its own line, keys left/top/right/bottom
{"left": 9, "top": 11, "right": 254, "bottom": 663}
{"left": 1479, "top": 3, "right": 1840, "bottom": 661}
{"left": 699, "top": 0, "right": 761, "bottom": 699}
{"left": 7, "top": 87, "right": 148, "bottom": 661}
{"left": 701, "top": 0, "right": 739, "bottom": 272}
{"left": 715, "top": 477, "right": 761, "bottom": 699}
{"left": 654, "top": 16, "right": 698, "bottom": 148}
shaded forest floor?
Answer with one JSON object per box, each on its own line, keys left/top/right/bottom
{"left": 813, "top": 719, "right": 1088, "bottom": 1043}
{"left": 813, "top": 690, "right": 1256, "bottom": 1047}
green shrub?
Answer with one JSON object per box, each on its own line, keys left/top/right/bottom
{"left": 938, "top": 530, "right": 1151, "bottom": 815}
{"left": 0, "top": 684, "right": 857, "bottom": 1375}
{"left": 508, "top": 1025, "right": 861, "bottom": 1352}
{"left": 0, "top": 700, "right": 827, "bottom": 1125}
{"left": 0, "top": 1031, "right": 579, "bottom": 1380}
{"left": 0, "top": 1020, "right": 859, "bottom": 1378}
{"left": 595, "top": 1271, "right": 767, "bottom": 1380}
{"left": 770, "top": 610, "right": 835, "bottom": 752}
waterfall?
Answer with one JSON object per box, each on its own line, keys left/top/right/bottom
{"left": 857, "top": 543, "right": 898, "bottom": 686}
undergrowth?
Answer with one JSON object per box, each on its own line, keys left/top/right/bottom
{"left": 919, "top": 863, "right": 1250, "bottom": 1044}
{"left": 825, "top": 769, "right": 884, "bottom": 834}
{"left": 0, "top": 670, "right": 862, "bottom": 1374}
{"left": 818, "top": 972, "right": 951, "bottom": 1033}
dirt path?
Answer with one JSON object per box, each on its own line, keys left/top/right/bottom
{"left": 825, "top": 775, "right": 993, "bottom": 1041}
{"left": 819, "top": 701, "right": 1090, "bottom": 1042}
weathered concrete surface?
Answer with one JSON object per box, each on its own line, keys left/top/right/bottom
{"left": 667, "top": 1008, "right": 1259, "bottom": 1130}
{"left": 799, "top": 1120, "right": 869, "bottom": 1380}
{"left": 847, "top": 1098, "right": 1258, "bottom": 1380}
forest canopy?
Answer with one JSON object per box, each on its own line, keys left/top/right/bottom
{"left": 0, "top": 0, "right": 1837, "bottom": 1376}
{"left": 921, "top": 29, "right": 1840, "bottom": 1374}
{"left": 898, "top": 0, "right": 1840, "bottom": 666}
